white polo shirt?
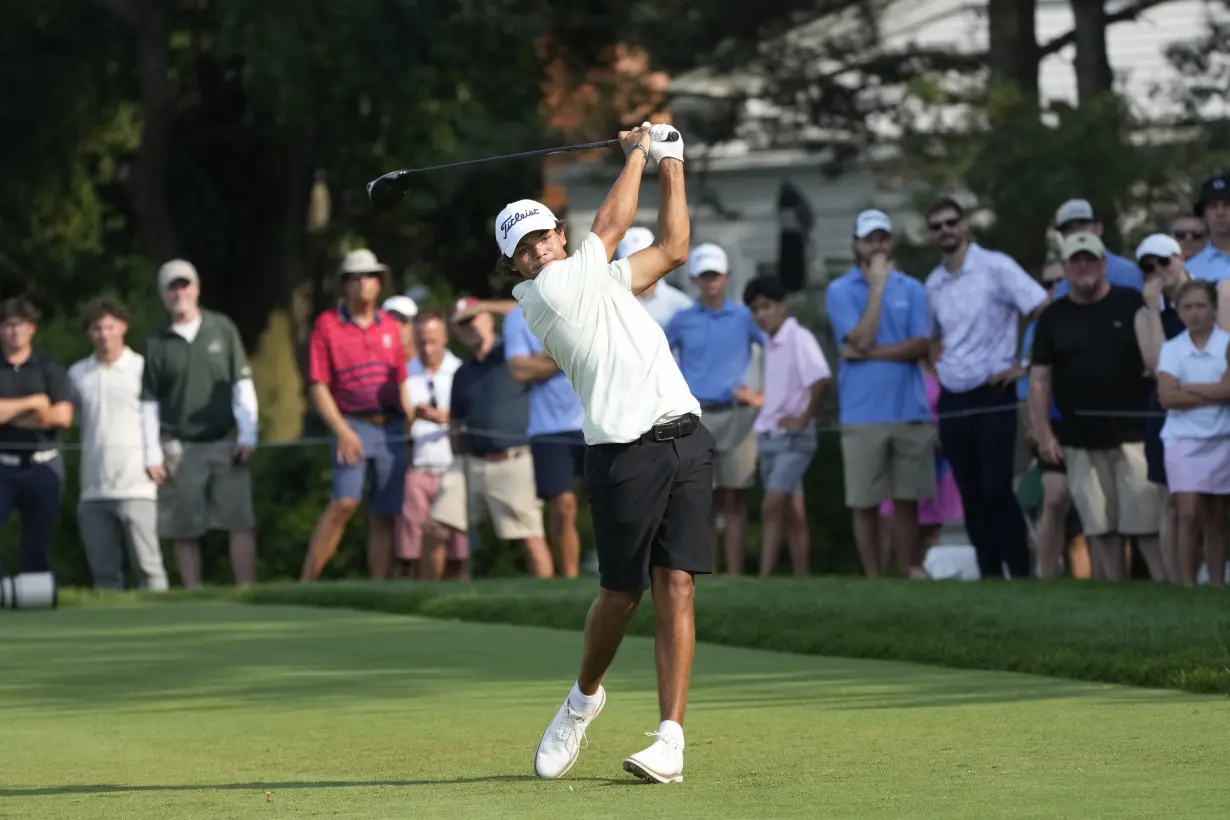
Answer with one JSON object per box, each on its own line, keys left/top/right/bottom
{"left": 68, "top": 347, "right": 158, "bottom": 502}
{"left": 1157, "top": 326, "right": 1230, "bottom": 442}
{"left": 512, "top": 232, "right": 701, "bottom": 444}
{"left": 926, "top": 242, "right": 1048, "bottom": 392}
{"left": 405, "top": 350, "right": 462, "bottom": 470}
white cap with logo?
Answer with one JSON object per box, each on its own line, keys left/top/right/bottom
{"left": 1054, "top": 198, "right": 1096, "bottom": 227}
{"left": 688, "top": 243, "right": 729, "bottom": 277}
{"left": 1134, "top": 233, "right": 1182, "bottom": 262}
{"left": 157, "top": 259, "right": 200, "bottom": 290}
{"left": 616, "top": 226, "right": 655, "bottom": 260}
{"left": 854, "top": 209, "right": 893, "bottom": 238}
{"left": 495, "top": 199, "right": 558, "bottom": 258}
{"left": 1060, "top": 231, "right": 1106, "bottom": 260}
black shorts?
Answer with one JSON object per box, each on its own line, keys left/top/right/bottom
{"left": 585, "top": 418, "right": 715, "bottom": 592}
{"left": 530, "top": 431, "right": 586, "bottom": 499}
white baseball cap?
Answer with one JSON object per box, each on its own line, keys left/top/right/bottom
{"left": 688, "top": 243, "right": 729, "bottom": 277}
{"left": 1054, "top": 198, "right": 1096, "bottom": 227}
{"left": 1135, "top": 233, "right": 1182, "bottom": 262}
{"left": 854, "top": 209, "right": 892, "bottom": 238}
{"left": 382, "top": 295, "right": 418, "bottom": 320}
{"left": 1060, "top": 231, "right": 1106, "bottom": 260}
{"left": 616, "top": 226, "right": 655, "bottom": 260}
{"left": 494, "top": 199, "right": 558, "bottom": 258}
{"left": 157, "top": 259, "right": 199, "bottom": 290}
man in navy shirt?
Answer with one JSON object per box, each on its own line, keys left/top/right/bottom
{"left": 420, "top": 298, "right": 553, "bottom": 579}
{"left": 665, "top": 243, "right": 765, "bottom": 575}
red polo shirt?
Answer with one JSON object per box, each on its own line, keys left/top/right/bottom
{"left": 308, "top": 306, "right": 406, "bottom": 417}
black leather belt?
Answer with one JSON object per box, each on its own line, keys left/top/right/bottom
{"left": 638, "top": 414, "right": 699, "bottom": 444}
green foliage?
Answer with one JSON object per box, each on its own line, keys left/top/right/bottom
{"left": 113, "top": 576, "right": 1230, "bottom": 695}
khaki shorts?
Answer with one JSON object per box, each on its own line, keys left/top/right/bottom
{"left": 158, "top": 439, "right": 255, "bottom": 540}
{"left": 430, "top": 448, "right": 545, "bottom": 540}
{"left": 700, "top": 405, "right": 758, "bottom": 490}
{"left": 1063, "top": 443, "right": 1161, "bottom": 536}
{"left": 839, "top": 421, "right": 938, "bottom": 509}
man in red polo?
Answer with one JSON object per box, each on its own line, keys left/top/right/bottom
{"left": 300, "top": 249, "right": 411, "bottom": 581}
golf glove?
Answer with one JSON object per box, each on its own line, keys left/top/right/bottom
{"left": 648, "top": 123, "right": 684, "bottom": 165}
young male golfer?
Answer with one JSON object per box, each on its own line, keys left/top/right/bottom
{"left": 497, "top": 122, "right": 710, "bottom": 784}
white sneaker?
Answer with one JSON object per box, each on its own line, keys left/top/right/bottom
{"left": 533, "top": 686, "right": 606, "bottom": 778}
{"left": 622, "top": 731, "right": 684, "bottom": 783}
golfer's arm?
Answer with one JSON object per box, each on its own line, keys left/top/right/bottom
{"left": 309, "top": 382, "right": 350, "bottom": 437}
{"left": 591, "top": 149, "right": 649, "bottom": 260}
{"left": 0, "top": 396, "right": 41, "bottom": 424}
{"left": 628, "top": 160, "right": 689, "bottom": 296}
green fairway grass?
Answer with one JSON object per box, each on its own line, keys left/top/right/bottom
{"left": 3, "top": 601, "right": 1228, "bottom": 819}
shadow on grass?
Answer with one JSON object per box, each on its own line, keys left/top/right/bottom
{"left": 0, "top": 774, "right": 641, "bottom": 797}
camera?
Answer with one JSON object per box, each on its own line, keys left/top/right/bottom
{"left": 0, "top": 572, "right": 58, "bottom": 611}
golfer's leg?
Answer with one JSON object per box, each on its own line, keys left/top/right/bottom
{"left": 649, "top": 567, "right": 695, "bottom": 724}
{"left": 576, "top": 588, "right": 643, "bottom": 694}
{"left": 623, "top": 427, "right": 714, "bottom": 784}
{"left": 535, "top": 440, "right": 668, "bottom": 780}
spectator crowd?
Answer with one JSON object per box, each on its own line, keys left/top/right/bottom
{"left": 1, "top": 173, "right": 1228, "bottom": 591}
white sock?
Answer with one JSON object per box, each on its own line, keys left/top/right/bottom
{"left": 567, "top": 682, "right": 601, "bottom": 716}
{"left": 658, "top": 719, "right": 684, "bottom": 748}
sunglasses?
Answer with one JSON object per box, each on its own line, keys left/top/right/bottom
{"left": 928, "top": 217, "right": 961, "bottom": 232}
{"left": 426, "top": 377, "right": 438, "bottom": 408}
{"left": 342, "top": 271, "right": 382, "bottom": 282}
{"left": 1173, "top": 230, "right": 1206, "bottom": 241}
{"left": 1043, "top": 279, "right": 1063, "bottom": 289}
{"left": 1139, "top": 256, "right": 1172, "bottom": 275}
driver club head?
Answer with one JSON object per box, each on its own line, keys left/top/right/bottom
{"left": 368, "top": 172, "right": 411, "bottom": 214}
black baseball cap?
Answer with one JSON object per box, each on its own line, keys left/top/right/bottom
{"left": 1195, "top": 173, "right": 1229, "bottom": 218}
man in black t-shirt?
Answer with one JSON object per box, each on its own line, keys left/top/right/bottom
{"left": 1029, "top": 233, "right": 1163, "bottom": 582}
{"left": 0, "top": 297, "right": 74, "bottom": 576}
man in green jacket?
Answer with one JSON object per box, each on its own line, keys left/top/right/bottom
{"left": 139, "top": 259, "right": 259, "bottom": 587}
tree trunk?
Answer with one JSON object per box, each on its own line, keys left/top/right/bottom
{"left": 98, "top": 0, "right": 179, "bottom": 263}
{"left": 1070, "top": 0, "right": 1115, "bottom": 103}
{"left": 987, "top": 0, "right": 1040, "bottom": 99}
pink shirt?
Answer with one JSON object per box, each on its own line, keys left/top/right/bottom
{"left": 755, "top": 317, "right": 832, "bottom": 433}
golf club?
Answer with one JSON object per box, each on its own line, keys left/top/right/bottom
{"left": 366, "top": 132, "right": 680, "bottom": 213}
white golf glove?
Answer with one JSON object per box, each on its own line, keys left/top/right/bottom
{"left": 646, "top": 122, "right": 684, "bottom": 165}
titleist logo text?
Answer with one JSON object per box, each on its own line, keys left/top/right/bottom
{"left": 501, "top": 209, "right": 540, "bottom": 239}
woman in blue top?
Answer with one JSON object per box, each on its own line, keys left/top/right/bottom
{"left": 1132, "top": 234, "right": 1192, "bottom": 584}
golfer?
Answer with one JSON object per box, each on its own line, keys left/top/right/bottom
{"left": 496, "top": 123, "right": 709, "bottom": 784}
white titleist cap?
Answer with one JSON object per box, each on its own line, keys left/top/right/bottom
{"left": 157, "top": 259, "right": 199, "bottom": 290}
{"left": 688, "top": 243, "right": 729, "bottom": 277}
{"left": 616, "top": 226, "right": 655, "bottom": 260}
{"left": 854, "top": 209, "right": 892, "bottom": 238}
{"left": 495, "top": 199, "right": 558, "bottom": 258}
{"left": 1134, "top": 233, "right": 1182, "bottom": 262}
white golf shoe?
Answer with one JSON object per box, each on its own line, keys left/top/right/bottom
{"left": 622, "top": 731, "right": 684, "bottom": 783}
{"left": 533, "top": 686, "right": 606, "bottom": 778}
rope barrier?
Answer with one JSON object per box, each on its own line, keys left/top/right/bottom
{"left": 0, "top": 403, "right": 1176, "bottom": 454}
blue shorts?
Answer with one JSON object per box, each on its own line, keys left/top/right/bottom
{"left": 530, "top": 431, "right": 586, "bottom": 499}
{"left": 758, "top": 428, "right": 817, "bottom": 495}
{"left": 332, "top": 418, "right": 407, "bottom": 517}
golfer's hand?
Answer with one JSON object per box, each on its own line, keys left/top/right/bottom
{"left": 146, "top": 465, "right": 168, "bottom": 485}
{"left": 233, "top": 444, "right": 255, "bottom": 465}
{"left": 648, "top": 123, "right": 684, "bottom": 164}
{"left": 864, "top": 252, "right": 890, "bottom": 287}
{"left": 335, "top": 425, "right": 365, "bottom": 467}
{"left": 1038, "top": 431, "right": 1063, "bottom": 465}
{"left": 618, "top": 124, "right": 652, "bottom": 160}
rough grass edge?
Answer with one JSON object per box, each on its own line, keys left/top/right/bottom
{"left": 56, "top": 580, "right": 1230, "bottom": 697}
